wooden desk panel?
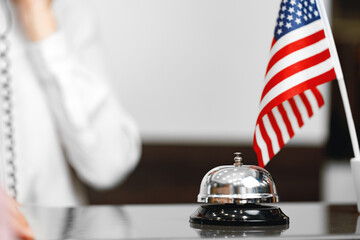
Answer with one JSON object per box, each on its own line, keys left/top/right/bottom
{"left": 87, "top": 145, "right": 324, "bottom": 204}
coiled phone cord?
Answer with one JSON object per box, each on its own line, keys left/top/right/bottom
{"left": 0, "top": 0, "right": 16, "bottom": 199}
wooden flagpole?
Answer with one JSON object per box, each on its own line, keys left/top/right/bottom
{"left": 316, "top": 0, "right": 360, "bottom": 159}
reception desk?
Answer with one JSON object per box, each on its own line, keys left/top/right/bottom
{"left": 21, "top": 202, "right": 360, "bottom": 239}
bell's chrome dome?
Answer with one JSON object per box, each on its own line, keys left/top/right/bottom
{"left": 197, "top": 153, "right": 279, "bottom": 204}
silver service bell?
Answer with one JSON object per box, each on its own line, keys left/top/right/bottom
{"left": 197, "top": 152, "right": 279, "bottom": 205}
{"left": 189, "top": 152, "right": 289, "bottom": 227}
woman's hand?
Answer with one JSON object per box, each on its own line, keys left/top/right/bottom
{"left": 11, "top": 0, "right": 56, "bottom": 41}
{"left": 0, "top": 188, "right": 34, "bottom": 240}
{"left": 8, "top": 199, "right": 34, "bottom": 240}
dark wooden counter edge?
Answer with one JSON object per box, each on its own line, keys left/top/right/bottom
{"left": 85, "top": 144, "right": 325, "bottom": 204}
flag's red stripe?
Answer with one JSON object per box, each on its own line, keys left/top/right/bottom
{"left": 299, "top": 92, "right": 313, "bottom": 117}
{"left": 270, "top": 37, "right": 276, "bottom": 50}
{"left": 289, "top": 98, "right": 304, "bottom": 127}
{"left": 278, "top": 103, "right": 295, "bottom": 138}
{"left": 268, "top": 111, "right": 285, "bottom": 148}
{"left": 256, "top": 68, "right": 336, "bottom": 124}
{"left": 311, "top": 87, "right": 325, "bottom": 107}
{"left": 261, "top": 49, "right": 331, "bottom": 100}
{"left": 253, "top": 134, "right": 265, "bottom": 168}
{"left": 259, "top": 119, "right": 274, "bottom": 160}
{"left": 265, "top": 30, "right": 326, "bottom": 75}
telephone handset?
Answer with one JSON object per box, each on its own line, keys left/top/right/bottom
{"left": 0, "top": 0, "right": 16, "bottom": 199}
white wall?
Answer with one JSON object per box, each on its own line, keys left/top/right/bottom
{"left": 93, "top": 0, "right": 332, "bottom": 145}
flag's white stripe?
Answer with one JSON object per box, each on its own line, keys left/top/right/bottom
{"left": 304, "top": 89, "right": 321, "bottom": 113}
{"left": 272, "top": 106, "right": 290, "bottom": 144}
{"left": 263, "top": 114, "right": 280, "bottom": 156}
{"left": 255, "top": 124, "right": 270, "bottom": 166}
{"left": 294, "top": 94, "right": 310, "bottom": 123}
{"left": 283, "top": 100, "right": 301, "bottom": 134}
{"left": 260, "top": 58, "right": 333, "bottom": 111}
{"left": 269, "top": 20, "right": 324, "bottom": 59}
{"left": 265, "top": 38, "right": 329, "bottom": 83}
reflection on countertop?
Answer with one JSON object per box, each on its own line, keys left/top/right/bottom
{"left": 19, "top": 203, "right": 360, "bottom": 239}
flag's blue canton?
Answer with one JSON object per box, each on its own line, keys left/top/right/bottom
{"left": 274, "top": 0, "right": 321, "bottom": 40}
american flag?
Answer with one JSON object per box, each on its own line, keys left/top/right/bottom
{"left": 253, "top": 0, "right": 337, "bottom": 167}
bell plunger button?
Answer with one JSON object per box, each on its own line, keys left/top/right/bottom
{"left": 233, "top": 152, "right": 243, "bottom": 167}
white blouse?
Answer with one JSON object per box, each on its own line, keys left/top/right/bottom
{"left": 0, "top": 0, "right": 141, "bottom": 206}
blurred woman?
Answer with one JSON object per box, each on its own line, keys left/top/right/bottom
{"left": 0, "top": 0, "right": 141, "bottom": 206}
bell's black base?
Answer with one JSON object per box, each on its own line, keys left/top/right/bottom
{"left": 190, "top": 223, "right": 289, "bottom": 238}
{"left": 189, "top": 204, "right": 289, "bottom": 226}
